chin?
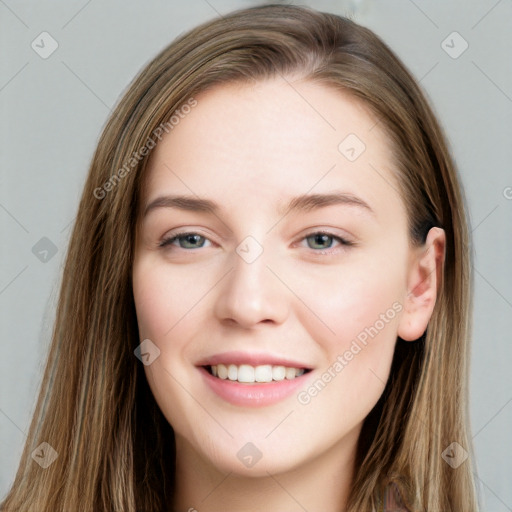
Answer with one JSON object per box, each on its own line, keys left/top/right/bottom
{"left": 209, "top": 447, "right": 304, "bottom": 477}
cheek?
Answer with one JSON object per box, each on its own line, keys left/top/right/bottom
{"left": 132, "top": 258, "right": 201, "bottom": 342}
{"left": 295, "top": 252, "right": 406, "bottom": 345}
{"left": 292, "top": 255, "right": 405, "bottom": 415}
{"left": 132, "top": 256, "right": 215, "bottom": 389}
{"left": 132, "top": 258, "right": 208, "bottom": 436}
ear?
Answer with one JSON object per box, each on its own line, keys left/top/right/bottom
{"left": 398, "top": 227, "right": 446, "bottom": 342}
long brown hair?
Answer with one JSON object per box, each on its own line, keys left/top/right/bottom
{"left": 1, "top": 4, "right": 478, "bottom": 511}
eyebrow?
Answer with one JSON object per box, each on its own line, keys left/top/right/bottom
{"left": 143, "top": 191, "right": 375, "bottom": 219}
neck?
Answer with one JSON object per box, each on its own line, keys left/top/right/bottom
{"left": 171, "top": 427, "right": 359, "bottom": 512}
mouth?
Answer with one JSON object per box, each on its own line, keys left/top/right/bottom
{"left": 203, "top": 364, "right": 312, "bottom": 384}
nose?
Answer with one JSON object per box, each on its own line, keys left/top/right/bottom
{"left": 213, "top": 244, "right": 290, "bottom": 329}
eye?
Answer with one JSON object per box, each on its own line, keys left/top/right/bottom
{"left": 297, "top": 230, "right": 353, "bottom": 255}
{"left": 159, "top": 229, "right": 353, "bottom": 255}
{"left": 159, "top": 232, "right": 212, "bottom": 250}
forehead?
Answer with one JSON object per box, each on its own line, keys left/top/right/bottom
{"left": 142, "top": 78, "right": 403, "bottom": 221}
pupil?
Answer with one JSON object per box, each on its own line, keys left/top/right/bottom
{"left": 184, "top": 234, "right": 202, "bottom": 247}
{"left": 312, "top": 234, "right": 330, "bottom": 249}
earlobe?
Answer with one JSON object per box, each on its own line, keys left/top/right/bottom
{"left": 397, "top": 227, "right": 446, "bottom": 342}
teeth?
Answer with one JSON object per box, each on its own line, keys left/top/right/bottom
{"left": 238, "top": 364, "right": 254, "bottom": 383}
{"left": 255, "top": 365, "right": 272, "bottom": 382}
{"left": 210, "top": 364, "right": 307, "bottom": 383}
{"left": 217, "top": 364, "right": 228, "bottom": 380}
{"left": 272, "top": 365, "right": 286, "bottom": 381}
{"left": 285, "top": 367, "right": 296, "bottom": 380}
{"left": 228, "top": 364, "right": 238, "bottom": 381}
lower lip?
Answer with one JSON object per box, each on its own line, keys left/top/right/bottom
{"left": 198, "top": 366, "right": 313, "bottom": 407}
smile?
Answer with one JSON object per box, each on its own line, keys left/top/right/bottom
{"left": 199, "top": 365, "right": 313, "bottom": 407}
{"left": 206, "top": 363, "right": 309, "bottom": 383}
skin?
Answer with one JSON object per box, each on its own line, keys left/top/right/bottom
{"left": 132, "top": 77, "right": 446, "bottom": 512}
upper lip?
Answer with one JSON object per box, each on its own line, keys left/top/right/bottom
{"left": 196, "top": 351, "right": 312, "bottom": 369}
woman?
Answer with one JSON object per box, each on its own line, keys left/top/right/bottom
{"left": 1, "top": 4, "right": 479, "bottom": 511}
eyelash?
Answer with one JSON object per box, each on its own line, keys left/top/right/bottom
{"left": 158, "top": 230, "right": 354, "bottom": 256}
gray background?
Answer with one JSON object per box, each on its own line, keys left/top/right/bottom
{"left": 1, "top": 0, "right": 511, "bottom": 509}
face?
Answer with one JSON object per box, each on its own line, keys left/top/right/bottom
{"left": 132, "top": 78, "right": 434, "bottom": 478}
